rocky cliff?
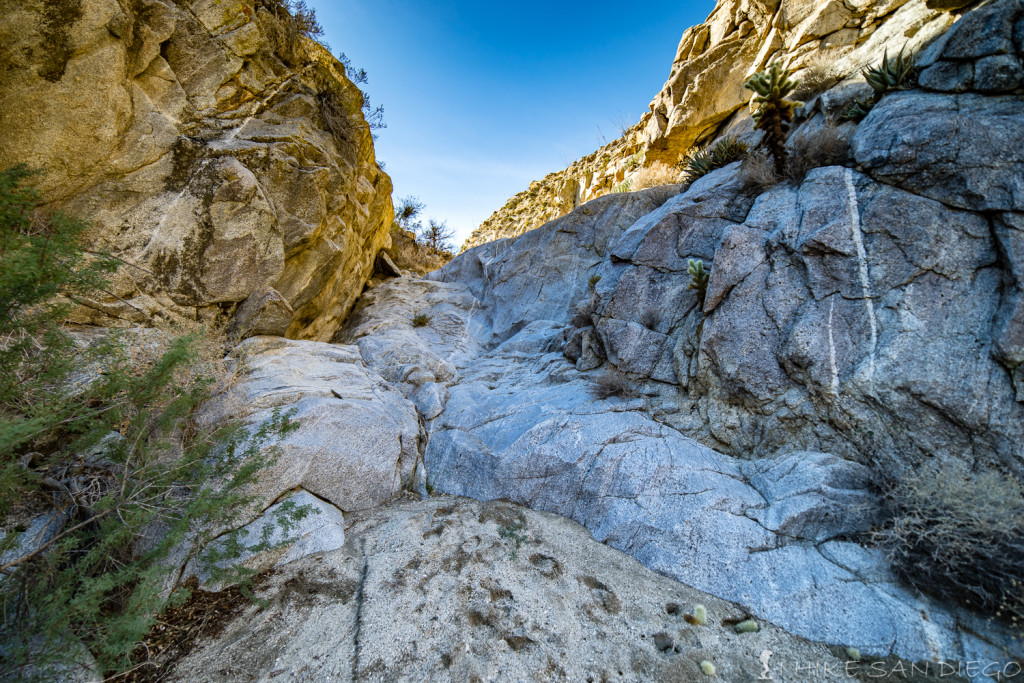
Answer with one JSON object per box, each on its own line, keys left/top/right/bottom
{"left": 0, "top": 0, "right": 393, "bottom": 341}
{"left": 462, "top": 0, "right": 967, "bottom": 252}
{"left": 8, "top": 1, "right": 1023, "bottom": 679}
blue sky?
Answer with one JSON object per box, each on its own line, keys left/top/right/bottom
{"left": 309, "top": 1, "right": 717, "bottom": 246}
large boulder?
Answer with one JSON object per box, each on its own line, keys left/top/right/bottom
{"left": 169, "top": 495, "right": 869, "bottom": 682}
{"left": 207, "top": 336, "right": 423, "bottom": 514}
{"left": 0, "top": 0, "right": 393, "bottom": 341}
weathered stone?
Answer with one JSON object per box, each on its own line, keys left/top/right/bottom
{"left": 919, "top": 59, "right": 975, "bottom": 91}
{"left": 183, "top": 490, "right": 346, "bottom": 590}
{"left": 375, "top": 250, "right": 402, "bottom": 277}
{"left": 974, "top": 53, "right": 1024, "bottom": 92}
{"left": 202, "top": 336, "right": 421, "bottom": 514}
{"left": 852, "top": 91, "right": 1024, "bottom": 212}
{"left": 229, "top": 288, "right": 294, "bottom": 339}
{"left": 938, "top": 0, "right": 1021, "bottom": 59}
{"left": 169, "top": 496, "right": 871, "bottom": 682}
{"left": 0, "top": 0, "right": 393, "bottom": 341}
{"left": 740, "top": 452, "right": 878, "bottom": 542}
{"left": 994, "top": 212, "right": 1024, "bottom": 369}
{"left": 926, "top": 0, "right": 980, "bottom": 9}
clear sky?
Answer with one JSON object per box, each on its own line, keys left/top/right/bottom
{"left": 309, "top": 1, "right": 717, "bottom": 247}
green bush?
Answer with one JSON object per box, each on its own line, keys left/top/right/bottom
{"left": 411, "top": 313, "right": 432, "bottom": 327}
{"left": 876, "top": 465, "right": 1024, "bottom": 632}
{"left": 0, "top": 167, "right": 303, "bottom": 679}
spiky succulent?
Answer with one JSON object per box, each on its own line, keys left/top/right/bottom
{"left": 688, "top": 259, "right": 710, "bottom": 304}
{"left": 681, "top": 136, "right": 749, "bottom": 184}
{"left": 842, "top": 49, "right": 916, "bottom": 122}
{"left": 842, "top": 97, "right": 876, "bottom": 122}
{"left": 744, "top": 62, "right": 803, "bottom": 174}
{"left": 864, "top": 48, "right": 915, "bottom": 95}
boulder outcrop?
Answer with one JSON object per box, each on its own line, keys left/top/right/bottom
{"left": 0, "top": 0, "right": 393, "bottom": 341}
{"left": 332, "top": 6, "right": 1024, "bottom": 665}
{"left": 170, "top": 495, "right": 871, "bottom": 682}
{"left": 462, "top": 0, "right": 971, "bottom": 252}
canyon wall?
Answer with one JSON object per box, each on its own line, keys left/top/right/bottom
{"left": 462, "top": 0, "right": 967, "bottom": 252}
{"left": 0, "top": 0, "right": 393, "bottom": 341}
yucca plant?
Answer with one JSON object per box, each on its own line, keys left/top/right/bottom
{"left": 744, "top": 62, "right": 803, "bottom": 174}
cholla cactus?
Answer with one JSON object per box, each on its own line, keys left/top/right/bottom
{"left": 688, "top": 259, "right": 710, "bottom": 304}
{"left": 744, "top": 62, "right": 803, "bottom": 174}
{"left": 684, "top": 602, "right": 709, "bottom": 625}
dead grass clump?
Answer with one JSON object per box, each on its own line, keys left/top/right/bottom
{"left": 876, "top": 465, "right": 1024, "bottom": 632}
{"left": 792, "top": 50, "right": 846, "bottom": 101}
{"left": 786, "top": 124, "right": 850, "bottom": 183}
{"left": 386, "top": 225, "right": 451, "bottom": 275}
{"left": 739, "top": 151, "right": 781, "bottom": 194}
{"left": 630, "top": 163, "right": 682, "bottom": 191}
{"left": 588, "top": 369, "right": 635, "bottom": 400}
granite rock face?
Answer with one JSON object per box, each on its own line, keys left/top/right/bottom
{"left": 342, "top": 234, "right": 1016, "bottom": 665}
{"left": 0, "top": 0, "right": 393, "bottom": 341}
{"left": 337, "top": 25, "right": 1024, "bottom": 657}
{"left": 170, "top": 495, "right": 865, "bottom": 682}
{"left": 463, "top": 0, "right": 963, "bottom": 251}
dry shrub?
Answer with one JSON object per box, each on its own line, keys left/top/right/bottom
{"left": 740, "top": 123, "right": 850, "bottom": 191}
{"left": 317, "top": 89, "right": 360, "bottom": 147}
{"left": 113, "top": 320, "right": 249, "bottom": 427}
{"left": 792, "top": 50, "right": 846, "bottom": 101}
{"left": 588, "top": 369, "right": 635, "bottom": 400}
{"left": 739, "top": 151, "right": 781, "bottom": 193}
{"left": 630, "top": 163, "right": 682, "bottom": 190}
{"left": 386, "top": 225, "right": 451, "bottom": 275}
{"left": 876, "top": 466, "right": 1024, "bottom": 631}
{"left": 786, "top": 124, "right": 850, "bottom": 182}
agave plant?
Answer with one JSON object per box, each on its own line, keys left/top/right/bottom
{"left": 844, "top": 97, "right": 875, "bottom": 122}
{"left": 681, "top": 136, "right": 749, "bottom": 184}
{"left": 864, "top": 48, "right": 915, "bottom": 95}
{"left": 744, "top": 62, "right": 803, "bottom": 174}
{"left": 843, "top": 48, "right": 916, "bottom": 122}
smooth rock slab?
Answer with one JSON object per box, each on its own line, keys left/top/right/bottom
{"left": 168, "top": 495, "right": 862, "bottom": 682}
{"left": 183, "top": 490, "right": 346, "bottom": 589}
{"left": 203, "top": 336, "right": 421, "bottom": 515}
